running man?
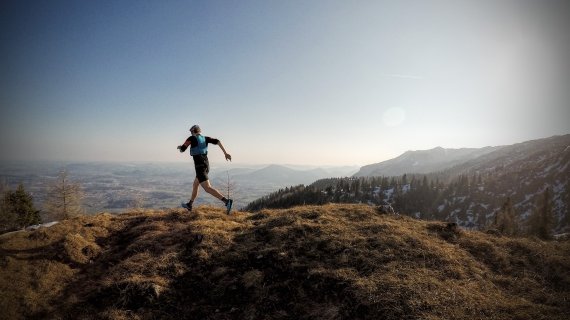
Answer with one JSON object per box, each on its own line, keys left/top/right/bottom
{"left": 177, "top": 125, "right": 233, "bottom": 214}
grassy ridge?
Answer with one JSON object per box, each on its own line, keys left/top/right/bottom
{"left": 1, "top": 204, "right": 569, "bottom": 319}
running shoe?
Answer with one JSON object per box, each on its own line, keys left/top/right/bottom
{"left": 225, "top": 199, "right": 233, "bottom": 215}
{"left": 181, "top": 201, "right": 192, "bottom": 211}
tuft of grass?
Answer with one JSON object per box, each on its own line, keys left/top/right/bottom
{"left": 63, "top": 233, "right": 101, "bottom": 265}
{"left": 0, "top": 204, "right": 568, "bottom": 319}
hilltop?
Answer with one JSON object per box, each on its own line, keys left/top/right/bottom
{"left": 353, "top": 146, "right": 500, "bottom": 177}
{"left": 1, "top": 204, "right": 569, "bottom": 319}
{"left": 353, "top": 135, "right": 570, "bottom": 179}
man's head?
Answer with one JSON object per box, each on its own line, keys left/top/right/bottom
{"left": 190, "top": 125, "right": 201, "bottom": 135}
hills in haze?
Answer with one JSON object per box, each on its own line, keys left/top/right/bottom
{"left": 0, "top": 162, "right": 358, "bottom": 213}
{"left": 215, "top": 164, "right": 358, "bottom": 186}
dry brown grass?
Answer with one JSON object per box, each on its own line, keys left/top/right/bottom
{"left": 0, "top": 204, "right": 568, "bottom": 319}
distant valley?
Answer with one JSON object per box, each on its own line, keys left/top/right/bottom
{"left": 0, "top": 161, "right": 358, "bottom": 214}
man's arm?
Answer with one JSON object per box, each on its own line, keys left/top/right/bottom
{"left": 177, "top": 137, "right": 192, "bottom": 153}
{"left": 218, "top": 141, "right": 232, "bottom": 161}
{"left": 206, "top": 137, "right": 231, "bottom": 161}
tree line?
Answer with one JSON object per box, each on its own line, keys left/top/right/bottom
{"left": 244, "top": 174, "right": 557, "bottom": 239}
{"left": 0, "top": 170, "right": 83, "bottom": 234}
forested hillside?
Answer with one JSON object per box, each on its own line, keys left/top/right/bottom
{"left": 246, "top": 135, "right": 570, "bottom": 233}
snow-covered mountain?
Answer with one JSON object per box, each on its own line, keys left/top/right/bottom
{"left": 354, "top": 146, "right": 501, "bottom": 177}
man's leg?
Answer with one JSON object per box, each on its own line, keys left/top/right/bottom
{"left": 191, "top": 177, "right": 200, "bottom": 201}
{"left": 201, "top": 180, "right": 234, "bottom": 214}
{"left": 182, "top": 178, "right": 201, "bottom": 211}
{"left": 200, "top": 180, "right": 225, "bottom": 200}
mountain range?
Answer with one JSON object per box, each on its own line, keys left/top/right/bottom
{"left": 354, "top": 134, "right": 568, "bottom": 181}
{"left": 354, "top": 146, "right": 501, "bottom": 177}
{"left": 246, "top": 134, "right": 570, "bottom": 232}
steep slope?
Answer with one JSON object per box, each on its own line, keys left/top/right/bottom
{"left": 1, "top": 204, "right": 569, "bottom": 319}
{"left": 434, "top": 134, "right": 570, "bottom": 230}
{"left": 354, "top": 146, "right": 500, "bottom": 177}
{"left": 444, "top": 134, "right": 570, "bottom": 177}
{"left": 281, "top": 135, "right": 568, "bottom": 231}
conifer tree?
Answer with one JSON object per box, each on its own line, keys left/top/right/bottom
{"left": 527, "top": 188, "right": 554, "bottom": 240}
{"left": 44, "top": 170, "right": 84, "bottom": 220}
{"left": 0, "top": 182, "right": 14, "bottom": 232}
{"left": 0, "top": 184, "right": 40, "bottom": 231}
{"left": 354, "top": 179, "right": 361, "bottom": 197}
{"left": 492, "top": 197, "right": 518, "bottom": 236}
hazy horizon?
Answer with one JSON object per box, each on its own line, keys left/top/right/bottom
{"left": 0, "top": 132, "right": 566, "bottom": 168}
{"left": 2, "top": 0, "right": 569, "bottom": 166}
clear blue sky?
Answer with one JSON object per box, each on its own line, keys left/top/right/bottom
{"left": 1, "top": 0, "right": 569, "bottom": 165}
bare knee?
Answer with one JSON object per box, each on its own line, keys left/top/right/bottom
{"left": 201, "top": 185, "right": 213, "bottom": 193}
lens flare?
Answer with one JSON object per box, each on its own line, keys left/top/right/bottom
{"left": 382, "top": 108, "right": 406, "bottom": 127}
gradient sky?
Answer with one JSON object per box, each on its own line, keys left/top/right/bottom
{"left": 1, "top": 0, "right": 569, "bottom": 166}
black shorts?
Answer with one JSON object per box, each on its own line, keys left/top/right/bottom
{"left": 193, "top": 154, "right": 210, "bottom": 183}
